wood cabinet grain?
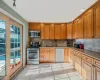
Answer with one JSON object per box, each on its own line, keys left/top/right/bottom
{"left": 94, "top": 1, "right": 100, "bottom": 38}
{"left": 55, "top": 24, "right": 61, "bottom": 39}
{"left": 41, "top": 24, "right": 45, "bottom": 39}
{"left": 29, "top": 23, "right": 41, "bottom": 31}
{"left": 83, "top": 9, "right": 94, "bottom": 38}
{"left": 94, "top": 67, "right": 100, "bottom": 80}
{"left": 67, "top": 23, "right": 73, "bottom": 39}
{"left": 64, "top": 48, "right": 69, "bottom": 63}
{"left": 82, "top": 61, "right": 93, "bottom": 80}
{"left": 61, "top": 24, "right": 67, "bottom": 39}
{"left": 50, "top": 24, "right": 55, "bottom": 39}
{"left": 40, "top": 48, "right": 55, "bottom": 63}
{"left": 44, "top": 24, "right": 50, "bottom": 39}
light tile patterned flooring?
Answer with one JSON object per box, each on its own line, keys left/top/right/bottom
{"left": 14, "top": 63, "right": 83, "bottom": 80}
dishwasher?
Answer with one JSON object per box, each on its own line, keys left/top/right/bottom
{"left": 56, "top": 48, "right": 64, "bottom": 63}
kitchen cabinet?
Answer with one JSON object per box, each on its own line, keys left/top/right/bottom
{"left": 41, "top": 24, "right": 45, "bottom": 39}
{"left": 44, "top": 24, "right": 50, "bottom": 39}
{"left": 94, "top": 1, "right": 100, "bottom": 38}
{"left": 55, "top": 24, "right": 61, "bottom": 39}
{"left": 77, "top": 17, "right": 84, "bottom": 38}
{"left": 49, "top": 48, "right": 56, "bottom": 63}
{"left": 40, "top": 48, "right": 55, "bottom": 63}
{"left": 64, "top": 48, "right": 69, "bottom": 63}
{"left": 73, "top": 20, "right": 78, "bottom": 39}
{"left": 83, "top": 9, "right": 94, "bottom": 38}
{"left": 61, "top": 24, "right": 67, "bottom": 39}
{"left": 82, "top": 60, "right": 93, "bottom": 80}
{"left": 67, "top": 23, "right": 73, "bottom": 39}
{"left": 50, "top": 24, "right": 55, "bottom": 39}
{"left": 94, "top": 67, "right": 100, "bottom": 80}
{"left": 74, "top": 52, "right": 82, "bottom": 75}
{"left": 29, "top": 23, "right": 41, "bottom": 31}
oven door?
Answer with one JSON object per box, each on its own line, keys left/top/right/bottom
{"left": 27, "top": 49, "right": 39, "bottom": 60}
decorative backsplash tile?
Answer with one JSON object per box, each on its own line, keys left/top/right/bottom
{"left": 30, "top": 38, "right": 67, "bottom": 47}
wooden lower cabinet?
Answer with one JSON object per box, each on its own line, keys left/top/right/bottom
{"left": 82, "top": 60, "right": 93, "bottom": 80}
{"left": 40, "top": 48, "right": 55, "bottom": 63}
{"left": 74, "top": 55, "right": 82, "bottom": 75}
{"left": 94, "top": 67, "right": 100, "bottom": 80}
{"left": 64, "top": 48, "right": 69, "bottom": 63}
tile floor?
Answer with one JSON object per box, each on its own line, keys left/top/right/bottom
{"left": 14, "top": 63, "right": 83, "bottom": 80}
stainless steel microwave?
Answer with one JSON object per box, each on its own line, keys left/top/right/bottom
{"left": 29, "top": 31, "right": 40, "bottom": 38}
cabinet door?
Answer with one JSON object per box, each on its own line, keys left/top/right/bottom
{"left": 64, "top": 48, "right": 69, "bottom": 63}
{"left": 55, "top": 24, "right": 61, "bottom": 39}
{"left": 44, "top": 24, "right": 50, "bottom": 39}
{"left": 73, "top": 22, "right": 77, "bottom": 39}
{"left": 50, "top": 24, "right": 55, "bottom": 39}
{"left": 94, "top": 2, "right": 100, "bottom": 38}
{"left": 43, "top": 49, "right": 49, "bottom": 62}
{"left": 61, "top": 24, "right": 67, "bottom": 39}
{"left": 77, "top": 17, "right": 84, "bottom": 38}
{"left": 49, "top": 48, "right": 55, "bottom": 63}
{"left": 40, "top": 49, "right": 44, "bottom": 63}
{"left": 67, "top": 23, "right": 73, "bottom": 39}
{"left": 74, "top": 55, "right": 82, "bottom": 75}
{"left": 29, "top": 23, "right": 41, "bottom": 31}
{"left": 83, "top": 9, "right": 93, "bottom": 38}
{"left": 82, "top": 61, "right": 93, "bottom": 80}
{"left": 41, "top": 24, "right": 45, "bottom": 39}
{"left": 94, "top": 67, "right": 100, "bottom": 80}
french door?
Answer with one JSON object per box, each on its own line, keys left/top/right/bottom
{"left": 9, "top": 19, "right": 23, "bottom": 75}
{"left": 0, "top": 12, "right": 23, "bottom": 77}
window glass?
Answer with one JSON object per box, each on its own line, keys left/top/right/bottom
{"left": 0, "top": 20, "right": 6, "bottom": 76}
{"left": 10, "top": 25, "right": 21, "bottom": 69}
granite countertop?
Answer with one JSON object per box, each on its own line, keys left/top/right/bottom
{"left": 40, "top": 46, "right": 100, "bottom": 60}
{"left": 70, "top": 48, "right": 100, "bottom": 60}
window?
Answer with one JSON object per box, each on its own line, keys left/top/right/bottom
{"left": 10, "top": 25, "right": 21, "bottom": 69}
{"left": 0, "top": 20, "right": 6, "bottom": 76}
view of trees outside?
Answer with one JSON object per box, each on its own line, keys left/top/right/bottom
{"left": 0, "top": 20, "right": 6, "bottom": 76}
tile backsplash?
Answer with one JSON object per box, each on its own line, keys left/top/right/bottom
{"left": 75, "top": 39, "right": 100, "bottom": 52}
{"left": 30, "top": 38, "right": 67, "bottom": 47}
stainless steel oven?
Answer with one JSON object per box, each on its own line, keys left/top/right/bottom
{"left": 27, "top": 48, "right": 39, "bottom": 64}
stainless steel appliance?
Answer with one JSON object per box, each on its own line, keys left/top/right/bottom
{"left": 27, "top": 48, "right": 39, "bottom": 64}
{"left": 29, "top": 31, "right": 40, "bottom": 38}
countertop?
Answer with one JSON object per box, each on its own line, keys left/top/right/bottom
{"left": 40, "top": 46, "right": 100, "bottom": 60}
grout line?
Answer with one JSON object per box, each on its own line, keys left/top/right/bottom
{"left": 51, "top": 64, "right": 56, "bottom": 80}
{"left": 61, "top": 63, "right": 71, "bottom": 80}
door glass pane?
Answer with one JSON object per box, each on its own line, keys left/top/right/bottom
{"left": 10, "top": 25, "right": 21, "bottom": 69}
{"left": 0, "top": 20, "right": 6, "bottom": 76}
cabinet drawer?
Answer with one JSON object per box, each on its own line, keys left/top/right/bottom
{"left": 94, "top": 59, "right": 100, "bottom": 68}
{"left": 82, "top": 54, "right": 93, "bottom": 64}
{"left": 76, "top": 52, "right": 82, "bottom": 58}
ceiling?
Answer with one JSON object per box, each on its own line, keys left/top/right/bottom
{"left": 3, "top": 0, "right": 97, "bottom": 23}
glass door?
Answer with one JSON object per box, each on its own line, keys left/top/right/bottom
{"left": 10, "top": 20, "right": 22, "bottom": 72}
{"left": 0, "top": 20, "right": 6, "bottom": 76}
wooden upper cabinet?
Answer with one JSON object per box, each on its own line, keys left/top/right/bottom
{"left": 55, "top": 24, "right": 61, "bottom": 39}
{"left": 74, "top": 17, "right": 84, "bottom": 39}
{"left": 83, "top": 9, "right": 93, "bottom": 38}
{"left": 41, "top": 24, "right": 45, "bottom": 39}
{"left": 29, "top": 23, "right": 41, "bottom": 31}
{"left": 61, "top": 24, "right": 67, "bottom": 39}
{"left": 77, "top": 17, "right": 84, "bottom": 38}
{"left": 94, "top": 1, "right": 100, "bottom": 38}
{"left": 73, "top": 21, "right": 77, "bottom": 39}
{"left": 67, "top": 23, "right": 73, "bottom": 39}
{"left": 50, "top": 24, "right": 55, "bottom": 39}
{"left": 44, "top": 24, "right": 50, "bottom": 39}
